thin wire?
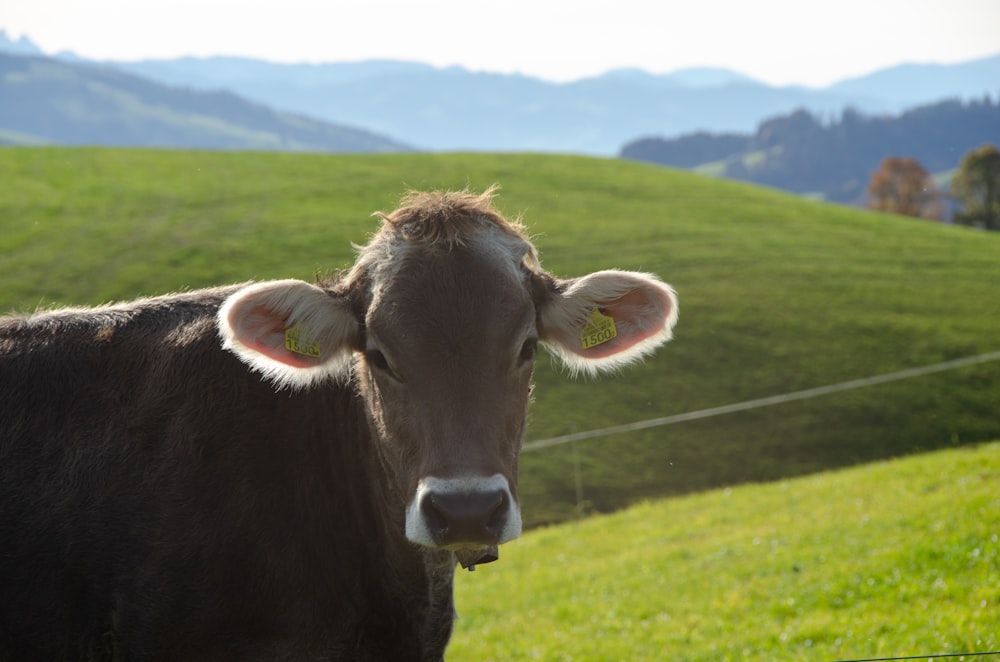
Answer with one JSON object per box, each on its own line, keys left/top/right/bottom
{"left": 523, "top": 349, "right": 1000, "bottom": 452}
{"left": 833, "top": 651, "right": 1000, "bottom": 662}
{"left": 524, "top": 352, "right": 1000, "bottom": 662}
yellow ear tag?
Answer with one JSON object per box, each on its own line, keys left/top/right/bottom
{"left": 580, "top": 307, "right": 618, "bottom": 350}
{"left": 284, "top": 325, "right": 321, "bottom": 358}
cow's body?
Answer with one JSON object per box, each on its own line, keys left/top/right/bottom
{"left": 1, "top": 289, "right": 454, "bottom": 660}
{"left": 0, "top": 189, "right": 677, "bottom": 660}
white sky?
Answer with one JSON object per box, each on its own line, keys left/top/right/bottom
{"left": 2, "top": 0, "right": 999, "bottom": 87}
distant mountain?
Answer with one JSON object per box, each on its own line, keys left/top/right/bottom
{"left": 0, "top": 30, "right": 44, "bottom": 56}
{"left": 2, "top": 30, "right": 998, "bottom": 155}
{"left": 828, "top": 58, "right": 1000, "bottom": 107}
{"left": 98, "top": 58, "right": 875, "bottom": 154}
{"left": 620, "top": 99, "right": 1000, "bottom": 204}
{"left": 100, "top": 53, "right": 999, "bottom": 155}
{"left": 0, "top": 52, "right": 411, "bottom": 152}
{"left": 586, "top": 66, "right": 759, "bottom": 88}
{"left": 658, "top": 67, "right": 761, "bottom": 88}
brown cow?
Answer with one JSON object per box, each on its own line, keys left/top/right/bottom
{"left": 0, "top": 188, "right": 677, "bottom": 660}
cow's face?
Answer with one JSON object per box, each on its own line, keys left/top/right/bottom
{"left": 218, "top": 189, "right": 678, "bottom": 558}
{"left": 356, "top": 233, "right": 537, "bottom": 551}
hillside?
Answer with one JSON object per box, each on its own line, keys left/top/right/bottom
{"left": 2, "top": 148, "right": 999, "bottom": 528}
{"left": 450, "top": 442, "right": 1000, "bottom": 660}
{"left": 621, "top": 98, "right": 1000, "bottom": 204}
{"left": 0, "top": 52, "right": 410, "bottom": 151}
{"left": 4, "top": 31, "right": 998, "bottom": 154}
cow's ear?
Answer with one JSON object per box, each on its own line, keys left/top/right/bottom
{"left": 218, "top": 280, "right": 360, "bottom": 389}
{"left": 536, "top": 269, "right": 677, "bottom": 375}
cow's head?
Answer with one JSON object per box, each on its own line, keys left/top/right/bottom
{"left": 217, "top": 188, "right": 678, "bottom": 560}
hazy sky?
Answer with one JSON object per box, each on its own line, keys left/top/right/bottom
{"left": 3, "top": 0, "right": 999, "bottom": 87}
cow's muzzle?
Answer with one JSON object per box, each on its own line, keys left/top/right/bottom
{"left": 405, "top": 474, "right": 522, "bottom": 550}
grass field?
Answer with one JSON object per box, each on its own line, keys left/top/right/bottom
{"left": 450, "top": 442, "right": 1000, "bottom": 661}
{"left": 3, "top": 147, "right": 999, "bottom": 526}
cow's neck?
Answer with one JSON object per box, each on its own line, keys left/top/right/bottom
{"left": 338, "top": 381, "right": 458, "bottom": 658}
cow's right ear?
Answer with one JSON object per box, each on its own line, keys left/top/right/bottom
{"left": 218, "top": 280, "right": 360, "bottom": 390}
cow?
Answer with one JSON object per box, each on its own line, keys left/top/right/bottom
{"left": 0, "top": 187, "right": 678, "bottom": 661}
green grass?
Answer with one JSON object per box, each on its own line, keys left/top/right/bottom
{"left": 450, "top": 441, "right": 1000, "bottom": 661}
{"left": 3, "top": 147, "right": 1000, "bottom": 527}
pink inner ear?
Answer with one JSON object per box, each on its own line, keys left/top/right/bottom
{"left": 231, "top": 304, "right": 323, "bottom": 369}
{"left": 576, "top": 288, "right": 670, "bottom": 359}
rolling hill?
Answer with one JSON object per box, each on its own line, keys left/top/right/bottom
{"left": 0, "top": 52, "right": 411, "bottom": 151}
{"left": 2, "top": 148, "right": 999, "bottom": 528}
{"left": 450, "top": 441, "right": 1000, "bottom": 660}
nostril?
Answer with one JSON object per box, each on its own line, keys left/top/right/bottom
{"left": 420, "top": 494, "right": 450, "bottom": 537}
{"left": 486, "top": 490, "right": 510, "bottom": 532}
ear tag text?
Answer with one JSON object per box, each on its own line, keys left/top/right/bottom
{"left": 284, "top": 325, "right": 321, "bottom": 358}
{"left": 580, "top": 307, "right": 617, "bottom": 350}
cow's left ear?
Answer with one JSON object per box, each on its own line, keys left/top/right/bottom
{"left": 536, "top": 269, "right": 678, "bottom": 375}
{"left": 218, "top": 279, "right": 360, "bottom": 390}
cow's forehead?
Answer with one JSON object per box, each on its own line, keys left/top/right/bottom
{"left": 365, "top": 237, "right": 537, "bottom": 345}
{"left": 359, "top": 221, "right": 537, "bottom": 286}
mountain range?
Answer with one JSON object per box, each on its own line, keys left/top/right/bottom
{"left": 2, "top": 30, "right": 998, "bottom": 155}
{"left": 0, "top": 51, "right": 409, "bottom": 152}
{"left": 87, "top": 55, "right": 1000, "bottom": 155}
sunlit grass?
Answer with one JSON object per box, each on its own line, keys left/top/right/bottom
{"left": 451, "top": 442, "right": 1000, "bottom": 660}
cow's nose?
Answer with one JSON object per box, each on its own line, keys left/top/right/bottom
{"left": 405, "top": 475, "right": 522, "bottom": 549}
{"left": 420, "top": 488, "right": 509, "bottom": 547}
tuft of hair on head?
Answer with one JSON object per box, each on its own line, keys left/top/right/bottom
{"left": 372, "top": 184, "right": 529, "bottom": 248}
{"left": 341, "top": 185, "right": 542, "bottom": 293}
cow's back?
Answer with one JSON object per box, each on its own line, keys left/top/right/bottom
{"left": 0, "top": 290, "right": 440, "bottom": 660}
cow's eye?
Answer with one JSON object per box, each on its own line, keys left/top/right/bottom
{"left": 365, "top": 348, "right": 396, "bottom": 378}
{"left": 518, "top": 337, "right": 538, "bottom": 365}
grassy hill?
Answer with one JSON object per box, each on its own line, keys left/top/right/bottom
{"left": 3, "top": 147, "right": 999, "bottom": 527}
{"left": 450, "top": 441, "right": 1000, "bottom": 660}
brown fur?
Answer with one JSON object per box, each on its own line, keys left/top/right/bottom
{"left": 0, "top": 288, "right": 457, "bottom": 660}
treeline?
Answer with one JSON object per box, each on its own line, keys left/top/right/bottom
{"left": 621, "top": 97, "right": 1000, "bottom": 205}
{"left": 867, "top": 145, "right": 1000, "bottom": 229}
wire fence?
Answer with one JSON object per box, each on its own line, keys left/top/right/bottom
{"left": 520, "top": 352, "right": 1000, "bottom": 659}
{"left": 833, "top": 651, "right": 1000, "bottom": 661}
{"left": 523, "top": 349, "right": 1000, "bottom": 453}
